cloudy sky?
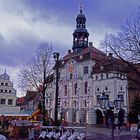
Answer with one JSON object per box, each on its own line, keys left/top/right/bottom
{"left": 0, "top": 0, "right": 139, "bottom": 97}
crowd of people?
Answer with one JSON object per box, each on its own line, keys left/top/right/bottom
{"left": 0, "top": 115, "right": 69, "bottom": 139}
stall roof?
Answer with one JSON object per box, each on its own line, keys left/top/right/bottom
{"left": 0, "top": 114, "right": 30, "bottom": 116}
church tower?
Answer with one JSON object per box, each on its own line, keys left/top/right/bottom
{"left": 72, "top": 5, "right": 89, "bottom": 52}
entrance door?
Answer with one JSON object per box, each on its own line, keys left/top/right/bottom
{"left": 96, "top": 109, "right": 103, "bottom": 124}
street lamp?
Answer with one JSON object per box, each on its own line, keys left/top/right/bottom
{"left": 99, "top": 92, "right": 114, "bottom": 140}
{"left": 99, "top": 92, "right": 125, "bottom": 140}
{"left": 114, "top": 95, "right": 124, "bottom": 110}
{"left": 99, "top": 92, "right": 109, "bottom": 109}
{"left": 53, "top": 52, "right": 60, "bottom": 126}
{"left": 114, "top": 95, "right": 124, "bottom": 132}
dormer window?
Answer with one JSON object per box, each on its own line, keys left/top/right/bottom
{"left": 70, "top": 73, "right": 73, "bottom": 80}
{"left": 84, "top": 66, "right": 88, "bottom": 74}
{"left": 106, "top": 73, "right": 109, "bottom": 79}
{"left": 101, "top": 73, "right": 103, "bottom": 79}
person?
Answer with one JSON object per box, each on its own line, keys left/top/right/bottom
{"left": 79, "top": 119, "right": 82, "bottom": 126}
{"left": 1, "top": 115, "right": 6, "bottom": 130}
{"left": 60, "top": 119, "right": 68, "bottom": 127}
{"left": 7, "top": 124, "right": 15, "bottom": 138}
{"left": 0, "top": 134, "right": 6, "bottom": 140}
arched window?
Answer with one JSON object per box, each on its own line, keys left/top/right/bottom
{"left": 74, "top": 83, "right": 77, "bottom": 94}
{"left": 73, "top": 100, "right": 77, "bottom": 107}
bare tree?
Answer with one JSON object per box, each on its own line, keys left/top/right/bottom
{"left": 101, "top": 10, "right": 140, "bottom": 84}
{"left": 18, "top": 42, "right": 53, "bottom": 125}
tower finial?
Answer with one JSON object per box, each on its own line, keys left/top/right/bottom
{"left": 79, "top": 1, "right": 83, "bottom": 13}
{"left": 4, "top": 68, "right": 6, "bottom": 74}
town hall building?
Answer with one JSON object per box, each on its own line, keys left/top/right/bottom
{"left": 46, "top": 7, "right": 128, "bottom": 124}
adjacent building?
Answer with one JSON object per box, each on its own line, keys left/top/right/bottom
{"left": 0, "top": 70, "right": 20, "bottom": 115}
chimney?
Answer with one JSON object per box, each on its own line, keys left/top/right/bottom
{"left": 68, "top": 50, "right": 71, "bottom": 54}
{"left": 89, "top": 42, "right": 93, "bottom": 47}
{"left": 108, "top": 53, "right": 113, "bottom": 60}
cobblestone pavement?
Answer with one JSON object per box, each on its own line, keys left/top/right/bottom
{"left": 86, "top": 125, "right": 140, "bottom": 140}
{"left": 87, "top": 135, "right": 140, "bottom": 140}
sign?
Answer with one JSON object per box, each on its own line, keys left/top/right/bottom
{"left": 58, "top": 98, "right": 60, "bottom": 108}
{"left": 130, "top": 123, "right": 138, "bottom": 132}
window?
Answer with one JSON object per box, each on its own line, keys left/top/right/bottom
{"left": 106, "top": 73, "right": 108, "bottom": 79}
{"left": 73, "top": 100, "right": 77, "bottom": 107}
{"left": 64, "top": 100, "right": 67, "bottom": 107}
{"left": 120, "top": 86, "right": 123, "bottom": 91}
{"left": 9, "top": 90, "right": 11, "bottom": 93}
{"left": 85, "top": 81, "right": 88, "bottom": 94}
{"left": 96, "top": 95, "right": 100, "bottom": 103}
{"left": 84, "top": 100, "right": 87, "bottom": 107}
{"left": 83, "top": 66, "right": 88, "bottom": 74}
{"left": 74, "top": 83, "right": 77, "bottom": 94}
{"left": 96, "top": 75, "right": 98, "bottom": 80}
{"left": 64, "top": 85, "right": 67, "bottom": 96}
{"left": 97, "top": 88, "right": 100, "bottom": 92}
{"left": 0, "top": 89, "right": 3, "bottom": 92}
{"left": 105, "top": 86, "right": 108, "bottom": 91}
{"left": 118, "top": 94, "right": 123, "bottom": 100}
{"left": 5, "top": 90, "right": 7, "bottom": 93}
{"left": 1, "top": 82, "right": 4, "bottom": 86}
{"left": 46, "top": 99, "right": 48, "bottom": 105}
{"left": 101, "top": 73, "right": 103, "bottom": 79}
{"left": 1, "top": 99, "right": 5, "bottom": 104}
{"left": 70, "top": 73, "right": 73, "bottom": 80}
{"left": 5, "top": 83, "right": 8, "bottom": 86}
{"left": 8, "top": 99, "right": 13, "bottom": 105}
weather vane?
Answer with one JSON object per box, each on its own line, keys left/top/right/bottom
{"left": 79, "top": 0, "right": 83, "bottom": 13}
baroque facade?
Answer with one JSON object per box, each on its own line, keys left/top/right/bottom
{"left": 0, "top": 70, "right": 20, "bottom": 115}
{"left": 46, "top": 8, "right": 128, "bottom": 124}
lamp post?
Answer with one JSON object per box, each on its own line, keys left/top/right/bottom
{"left": 53, "top": 52, "right": 60, "bottom": 126}
{"left": 99, "top": 92, "right": 114, "bottom": 140}
{"left": 114, "top": 95, "right": 124, "bottom": 132}
{"left": 99, "top": 92, "right": 109, "bottom": 109}
{"left": 99, "top": 92, "right": 125, "bottom": 140}
{"left": 114, "top": 95, "right": 124, "bottom": 110}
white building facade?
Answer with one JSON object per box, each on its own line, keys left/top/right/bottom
{"left": 0, "top": 71, "right": 20, "bottom": 115}
{"left": 46, "top": 8, "right": 128, "bottom": 124}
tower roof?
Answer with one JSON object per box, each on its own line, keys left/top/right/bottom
{"left": 76, "top": 4, "right": 86, "bottom": 21}
{"left": 72, "top": 4, "right": 89, "bottom": 52}
{"left": 0, "top": 70, "right": 10, "bottom": 80}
